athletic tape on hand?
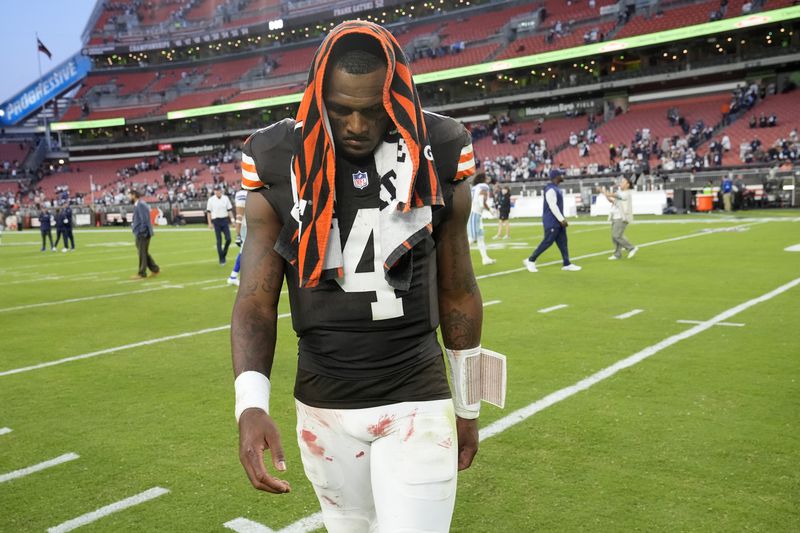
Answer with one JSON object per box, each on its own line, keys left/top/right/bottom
{"left": 446, "top": 346, "right": 482, "bottom": 419}
{"left": 234, "top": 371, "right": 271, "bottom": 422}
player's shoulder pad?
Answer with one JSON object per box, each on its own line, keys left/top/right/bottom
{"left": 244, "top": 118, "right": 296, "bottom": 159}
{"left": 423, "top": 110, "right": 470, "bottom": 145}
{"left": 242, "top": 118, "right": 296, "bottom": 189}
{"left": 423, "top": 110, "right": 475, "bottom": 184}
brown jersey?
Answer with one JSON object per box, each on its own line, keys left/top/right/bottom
{"left": 242, "top": 112, "right": 475, "bottom": 408}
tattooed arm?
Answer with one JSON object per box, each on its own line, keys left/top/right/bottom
{"left": 436, "top": 179, "right": 483, "bottom": 470}
{"left": 231, "top": 190, "right": 291, "bottom": 494}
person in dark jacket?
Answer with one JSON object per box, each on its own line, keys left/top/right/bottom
{"left": 61, "top": 205, "right": 75, "bottom": 251}
{"left": 38, "top": 207, "right": 54, "bottom": 252}
{"left": 54, "top": 207, "right": 66, "bottom": 251}
{"left": 128, "top": 190, "right": 160, "bottom": 279}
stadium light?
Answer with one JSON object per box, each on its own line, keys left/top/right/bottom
{"left": 51, "top": 118, "right": 125, "bottom": 131}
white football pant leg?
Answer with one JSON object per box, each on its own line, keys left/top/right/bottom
{"left": 296, "top": 399, "right": 458, "bottom": 533}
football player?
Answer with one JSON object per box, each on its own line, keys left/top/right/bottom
{"left": 468, "top": 172, "right": 496, "bottom": 265}
{"left": 227, "top": 187, "right": 249, "bottom": 286}
{"left": 231, "top": 21, "right": 487, "bottom": 532}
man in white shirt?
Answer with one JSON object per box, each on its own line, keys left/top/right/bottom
{"left": 468, "top": 172, "right": 496, "bottom": 265}
{"left": 206, "top": 185, "right": 235, "bottom": 265}
{"left": 523, "top": 171, "right": 581, "bottom": 272}
{"left": 603, "top": 176, "right": 638, "bottom": 260}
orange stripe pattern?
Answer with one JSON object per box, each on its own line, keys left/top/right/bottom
{"left": 291, "top": 20, "right": 442, "bottom": 288}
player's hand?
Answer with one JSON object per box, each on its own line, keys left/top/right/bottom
{"left": 238, "top": 408, "right": 291, "bottom": 494}
{"left": 560, "top": 219, "right": 569, "bottom": 228}
{"left": 208, "top": 223, "right": 213, "bottom": 230}
{"left": 455, "top": 416, "right": 479, "bottom": 471}
{"left": 235, "top": 235, "right": 243, "bottom": 247}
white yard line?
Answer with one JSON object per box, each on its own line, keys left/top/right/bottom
{"left": 224, "top": 514, "right": 325, "bottom": 533}
{"left": 0, "top": 427, "right": 12, "bottom": 436}
{"left": 0, "top": 285, "right": 172, "bottom": 314}
{"left": 0, "top": 453, "right": 79, "bottom": 484}
{"left": 483, "top": 300, "right": 502, "bottom": 307}
{"left": 47, "top": 487, "right": 170, "bottom": 533}
{"left": 0, "top": 326, "right": 229, "bottom": 377}
{"left": 219, "top": 276, "right": 800, "bottom": 532}
{"left": 0, "top": 278, "right": 220, "bottom": 313}
{"left": 477, "top": 223, "right": 758, "bottom": 280}
{"left": 615, "top": 309, "right": 644, "bottom": 320}
{"left": 2, "top": 258, "right": 217, "bottom": 284}
{"left": 539, "top": 304, "right": 568, "bottom": 314}
{"left": 1, "top": 312, "right": 293, "bottom": 377}
{"left": 479, "top": 276, "right": 800, "bottom": 440}
{"left": 676, "top": 319, "right": 745, "bottom": 327}
{"left": 202, "top": 284, "right": 234, "bottom": 290}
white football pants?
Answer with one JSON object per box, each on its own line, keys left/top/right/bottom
{"left": 295, "top": 398, "right": 458, "bottom": 533}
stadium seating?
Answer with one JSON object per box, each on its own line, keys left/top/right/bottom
{"left": 615, "top": 2, "right": 716, "bottom": 39}
{"left": 554, "top": 92, "right": 731, "bottom": 168}
{"left": 471, "top": 115, "right": 591, "bottom": 162}
{"left": 393, "top": 21, "right": 442, "bottom": 48}
{"left": 0, "top": 181, "right": 21, "bottom": 194}
{"left": 266, "top": 46, "right": 320, "bottom": 78}
{"left": 0, "top": 142, "right": 31, "bottom": 164}
{"left": 184, "top": 0, "right": 218, "bottom": 21}
{"left": 155, "top": 88, "right": 239, "bottom": 113}
{"left": 228, "top": 83, "right": 304, "bottom": 103}
{"left": 198, "top": 56, "right": 262, "bottom": 88}
{"left": 409, "top": 43, "right": 500, "bottom": 74}
{"left": 438, "top": 3, "right": 539, "bottom": 45}
{"left": 496, "top": 20, "right": 617, "bottom": 60}
{"left": 714, "top": 90, "right": 800, "bottom": 163}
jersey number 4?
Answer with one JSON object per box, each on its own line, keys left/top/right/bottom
{"left": 336, "top": 208, "right": 404, "bottom": 321}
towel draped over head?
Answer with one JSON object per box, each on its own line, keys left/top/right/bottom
{"left": 289, "top": 20, "right": 442, "bottom": 288}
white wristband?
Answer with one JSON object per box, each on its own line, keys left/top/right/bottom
{"left": 445, "top": 345, "right": 481, "bottom": 419}
{"left": 234, "top": 371, "right": 271, "bottom": 423}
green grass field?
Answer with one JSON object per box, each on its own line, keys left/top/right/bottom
{"left": 1, "top": 211, "right": 799, "bottom": 532}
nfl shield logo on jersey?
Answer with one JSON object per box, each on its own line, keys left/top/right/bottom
{"left": 352, "top": 171, "right": 369, "bottom": 190}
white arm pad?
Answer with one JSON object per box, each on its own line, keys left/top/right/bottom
{"left": 445, "top": 346, "right": 481, "bottom": 419}
{"left": 234, "top": 371, "right": 271, "bottom": 422}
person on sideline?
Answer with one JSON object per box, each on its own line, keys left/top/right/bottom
{"left": 206, "top": 185, "right": 235, "bottom": 265}
{"left": 227, "top": 187, "right": 248, "bottom": 286}
{"left": 38, "top": 206, "right": 54, "bottom": 252}
{"left": 231, "top": 21, "right": 487, "bottom": 533}
{"left": 468, "top": 172, "right": 496, "bottom": 265}
{"left": 54, "top": 207, "right": 66, "bottom": 251}
{"left": 492, "top": 184, "right": 511, "bottom": 239}
{"left": 721, "top": 173, "right": 734, "bottom": 212}
{"left": 61, "top": 205, "right": 75, "bottom": 251}
{"left": 602, "top": 176, "right": 638, "bottom": 260}
{"left": 129, "top": 189, "right": 160, "bottom": 279}
{"left": 523, "top": 172, "right": 581, "bottom": 272}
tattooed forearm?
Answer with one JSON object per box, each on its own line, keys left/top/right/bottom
{"left": 440, "top": 307, "right": 479, "bottom": 349}
{"left": 260, "top": 261, "right": 283, "bottom": 294}
{"left": 231, "top": 308, "right": 278, "bottom": 377}
{"left": 446, "top": 232, "right": 479, "bottom": 295}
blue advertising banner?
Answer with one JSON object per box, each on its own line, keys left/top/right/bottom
{"left": 0, "top": 54, "right": 91, "bottom": 127}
